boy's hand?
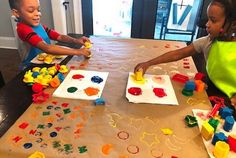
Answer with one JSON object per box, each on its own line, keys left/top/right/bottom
{"left": 75, "top": 36, "right": 91, "bottom": 45}
{"left": 134, "top": 62, "right": 150, "bottom": 75}
{"left": 77, "top": 48, "right": 91, "bottom": 58}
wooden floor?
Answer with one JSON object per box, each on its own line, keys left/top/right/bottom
{"left": 0, "top": 48, "right": 21, "bottom": 84}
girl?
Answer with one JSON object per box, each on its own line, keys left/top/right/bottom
{"left": 134, "top": 0, "right": 236, "bottom": 108}
{"left": 9, "top": 0, "right": 91, "bottom": 67}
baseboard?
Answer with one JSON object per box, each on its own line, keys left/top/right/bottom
{"left": 0, "top": 36, "right": 17, "bottom": 49}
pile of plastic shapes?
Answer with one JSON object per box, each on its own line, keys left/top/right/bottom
{"left": 37, "top": 53, "right": 64, "bottom": 64}
{"left": 23, "top": 64, "right": 67, "bottom": 87}
{"left": 23, "top": 64, "right": 68, "bottom": 103}
{"left": 200, "top": 96, "right": 236, "bottom": 157}
{"left": 171, "top": 72, "right": 206, "bottom": 97}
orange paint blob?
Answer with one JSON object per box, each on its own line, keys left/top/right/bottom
{"left": 102, "top": 144, "right": 113, "bottom": 155}
{"left": 84, "top": 87, "right": 100, "bottom": 96}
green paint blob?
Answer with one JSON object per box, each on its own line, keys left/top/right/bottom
{"left": 67, "top": 87, "right": 78, "bottom": 93}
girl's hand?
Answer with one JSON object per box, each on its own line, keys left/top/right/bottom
{"left": 77, "top": 48, "right": 91, "bottom": 58}
{"left": 134, "top": 62, "right": 150, "bottom": 75}
{"left": 75, "top": 36, "right": 91, "bottom": 45}
{"left": 230, "top": 94, "right": 236, "bottom": 108}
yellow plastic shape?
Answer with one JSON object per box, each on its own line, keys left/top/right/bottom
{"left": 213, "top": 141, "right": 229, "bottom": 158}
{"left": 59, "top": 65, "right": 69, "bottom": 73}
{"left": 201, "top": 121, "right": 214, "bottom": 140}
{"left": 28, "top": 151, "right": 45, "bottom": 158}
{"left": 84, "top": 42, "right": 92, "bottom": 49}
{"left": 32, "top": 67, "right": 41, "bottom": 72}
{"left": 135, "top": 69, "right": 143, "bottom": 81}
{"left": 161, "top": 128, "right": 173, "bottom": 135}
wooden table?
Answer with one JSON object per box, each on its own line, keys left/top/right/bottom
{"left": 0, "top": 37, "right": 212, "bottom": 158}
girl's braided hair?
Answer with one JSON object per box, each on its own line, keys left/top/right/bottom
{"left": 212, "top": 0, "right": 236, "bottom": 40}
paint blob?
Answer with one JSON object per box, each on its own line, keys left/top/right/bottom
{"left": 131, "top": 74, "right": 145, "bottom": 84}
{"left": 152, "top": 76, "right": 165, "bottom": 84}
{"left": 91, "top": 76, "right": 103, "bottom": 83}
{"left": 84, "top": 87, "right": 100, "bottom": 96}
{"left": 72, "top": 74, "right": 84, "bottom": 80}
{"left": 67, "top": 87, "right": 78, "bottom": 93}
{"left": 128, "top": 87, "right": 142, "bottom": 96}
{"left": 50, "top": 132, "right": 58, "bottom": 137}
{"left": 153, "top": 88, "right": 167, "bottom": 97}
{"left": 23, "top": 143, "right": 33, "bottom": 149}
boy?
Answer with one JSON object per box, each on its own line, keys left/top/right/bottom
{"left": 9, "top": 0, "right": 91, "bottom": 67}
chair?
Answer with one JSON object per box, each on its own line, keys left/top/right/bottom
{"left": 160, "top": 0, "right": 203, "bottom": 42}
{"left": 11, "top": 16, "right": 28, "bottom": 62}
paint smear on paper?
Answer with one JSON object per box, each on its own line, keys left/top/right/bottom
{"left": 152, "top": 76, "right": 165, "bottom": 84}
{"left": 67, "top": 87, "right": 78, "bottom": 93}
{"left": 130, "top": 74, "right": 145, "bottom": 84}
{"left": 84, "top": 87, "right": 100, "bottom": 96}
{"left": 128, "top": 87, "right": 142, "bottom": 96}
{"left": 91, "top": 76, "right": 103, "bottom": 84}
{"left": 153, "top": 88, "right": 167, "bottom": 98}
{"left": 72, "top": 74, "right": 84, "bottom": 80}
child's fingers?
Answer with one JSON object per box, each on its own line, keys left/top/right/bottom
{"left": 230, "top": 95, "right": 236, "bottom": 108}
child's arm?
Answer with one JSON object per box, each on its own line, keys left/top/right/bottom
{"left": 134, "top": 44, "right": 197, "bottom": 74}
{"left": 42, "top": 25, "right": 90, "bottom": 46}
{"left": 57, "top": 35, "right": 90, "bottom": 46}
{"left": 36, "top": 41, "right": 91, "bottom": 57}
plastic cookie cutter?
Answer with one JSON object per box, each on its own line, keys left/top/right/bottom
{"left": 135, "top": 68, "right": 143, "bottom": 81}
{"left": 28, "top": 151, "right": 45, "bottom": 158}
{"left": 94, "top": 97, "right": 105, "bottom": 105}
{"left": 209, "top": 96, "right": 224, "bottom": 105}
{"left": 184, "top": 115, "right": 198, "bottom": 127}
{"left": 208, "top": 96, "right": 225, "bottom": 118}
{"left": 84, "top": 41, "right": 92, "bottom": 49}
{"left": 32, "top": 91, "right": 50, "bottom": 104}
{"left": 172, "top": 73, "right": 189, "bottom": 83}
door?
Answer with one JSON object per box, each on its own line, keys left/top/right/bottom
{"left": 81, "top": 0, "right": 158, "bottom": 39}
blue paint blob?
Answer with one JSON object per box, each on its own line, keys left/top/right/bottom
{"left": 91, "top": 76, "right": 103, "bottom": 84}
{"left": 23, "top": 143, "right": 33, "bottom": 149}
{"left": 50, "top": 131, "right": 58, "bottom": 137}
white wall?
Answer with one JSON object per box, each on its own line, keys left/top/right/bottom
{"left": 51, "top": 0, "right": 67, "bottom": 35}
{"left": 73, "top": 0, "right": 83, "bottom": 34}
{"left": 51, "top": 0, "right": 83, "bottom": 35}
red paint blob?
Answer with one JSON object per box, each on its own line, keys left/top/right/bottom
{"left": 70, "top": 65, "right": 76, "bottom": 69}
{"left": 153, "top": 88, "right": 167, "bottom": 97}
{"left": 72, "top": 74, "right": 84, "bottom": 79}
{"left": 128, "top": 87, "right": 142, "bottom": 96}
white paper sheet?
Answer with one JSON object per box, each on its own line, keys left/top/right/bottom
{"left": 126, "top": 73, "right": 178, "bottom": 105}
{"left": 192, "top": 109, "right": 236, "bottom": 158}
{"left": 53, "top": 70, "right": 109, "bottom": 100}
